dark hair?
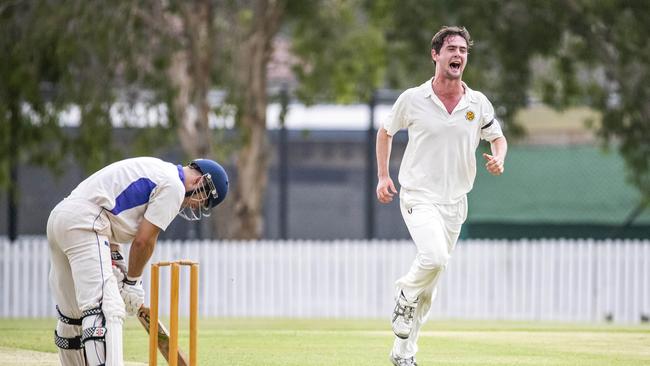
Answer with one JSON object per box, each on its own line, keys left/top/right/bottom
{"left": 430, "top": 26, "right": 473, "bottom": 54}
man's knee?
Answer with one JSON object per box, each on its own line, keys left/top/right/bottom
{"left": 82, "top": 279, "right": 126, "bottom": 322}
{"left": 416, "top": 252, "right": 449, "bottom": 270}
{"left": 54, "top": 306, "right": 86, "bottom": 366}
{"left": 80, "top": 301, "right": 125, "bottom": 366}
{"left": 80, "top": 305, "right": 107, "bottom": 366}
{"left": 103, "top": 276, "right": 127, "bottom": 320}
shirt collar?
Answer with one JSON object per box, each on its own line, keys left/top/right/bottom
{"left": 422, "top": 78, "right": 477, "bottom": 99}
{"left": 422, "top": 78, "right": 434, "bottom": 98}
{"left": 177, "top": 164, "right": 185, "bottom": 183}
{"left": 422, "top": 78, "right": 479, "bottom": 107}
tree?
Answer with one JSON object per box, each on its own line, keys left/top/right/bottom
{"left": 211, "top": 0, "right": 387, "bottom": 238}
{"left": 2, "top": 0, "right": 388, "bottom": 240}
{"left": 210, "top": 0, "right": 286, "bottom": 239}
{"left": 553, "top": 1, "right": 650, "bottom": 209}
{"left": 13, "top": 0, "right": 646, "bottom": 240}
{"left": 133, "top": 1, "right": 215, "bottom": 159}
{"left": 290, "top": 0, "right": 386, "bottom": 104}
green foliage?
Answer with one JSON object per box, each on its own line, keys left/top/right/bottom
{"left": 3, "top": 0, "right": 649, "bottom": 216}
{"left": 543, "top": 1, "right": 650, "bottom": 205}
{"left": 0, "top": 1, "right": 67, "bottom": 188}
{"left": 0, "top": 1, "right": 121, "bottom": 184}
{"left": 0, "top": 0, "right": 181, "bottom": 186}
{"left": 290, "top": 0, "right": 386, "bottom": 104}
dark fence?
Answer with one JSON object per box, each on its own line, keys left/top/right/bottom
{"left": 0, "top": 129, "right": 648, "bottom": 240}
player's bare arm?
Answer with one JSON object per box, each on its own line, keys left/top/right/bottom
{"left": 376, "top": 127, "right": 398, "bottom": 203}
{"left": 483, "top": 136, "right": 508, "bottom": 176}
{"left": 127, "top": 218, "right": 161, "bottom": 278}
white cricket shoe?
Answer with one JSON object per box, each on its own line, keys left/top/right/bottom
{"left": 389, "top": 351, "right": 418, "bottom": 366}
{"left": 391, "top": 290, "right": 418, "bottom": 339}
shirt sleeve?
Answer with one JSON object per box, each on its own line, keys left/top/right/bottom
{"left": 383, "top": 90, "right": 410, "bottom": 136}
{"left": 479, "top": 97, "right": 504, "bottom": 142}
{"left": 144, "top": 182, "right": 184, "bottom": 231}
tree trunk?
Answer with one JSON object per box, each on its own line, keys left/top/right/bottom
{"left": 229, "top": 0, "right": 284, "bottom": 239}
{"left": 136, "top": 0, "right": 215, "bottom": 239}
{"left": 164, "top": 0, "right": 213, "bottom": 159}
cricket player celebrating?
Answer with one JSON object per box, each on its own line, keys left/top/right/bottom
{"left": 376, "top": 26, "right": 508, "bottom": 366}
{"left": 47, "top": 157, "right": 228, "bottom": 366}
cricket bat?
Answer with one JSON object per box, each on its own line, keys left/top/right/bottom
{"left": 137, "top": 307, "right": 189, "bottom": 366}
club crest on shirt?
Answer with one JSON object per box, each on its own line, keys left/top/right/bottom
{"left": 465, "top": 111, "right": 475, "bottom": 121}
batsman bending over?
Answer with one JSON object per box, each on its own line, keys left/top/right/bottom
{"left": 47, "top": 157, "right": 228, "bottom": 366}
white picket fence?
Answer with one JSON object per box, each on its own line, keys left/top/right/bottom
{"left": 1, "top": 237, "right": 649, "bottom": 323}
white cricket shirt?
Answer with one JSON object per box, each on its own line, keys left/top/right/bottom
{"left": 384, "top": 79, "right": 504, "bottom": 204}
{"left": 67, "top": 157, "right": 185, "bottom": 243}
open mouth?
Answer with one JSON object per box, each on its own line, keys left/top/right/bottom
{"left": 449, "top": 60, "right": 462, "bottom": 71}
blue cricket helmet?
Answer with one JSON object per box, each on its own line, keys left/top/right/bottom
{"left": 190, "top": 158, "right": 229, "bottom": 208}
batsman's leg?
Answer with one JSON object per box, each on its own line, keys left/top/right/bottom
{"left": 48, "top": 211, "right": 86, "bottom": 366}
{"left": 68, "top": 233, "right": 126, "bottom": 366}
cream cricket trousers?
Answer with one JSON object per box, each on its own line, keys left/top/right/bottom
{"left": 47, "top": 198, "right": 126, "bottom": 366}
{"left": 392, "top": 191, "right": 467, "bottom": 359}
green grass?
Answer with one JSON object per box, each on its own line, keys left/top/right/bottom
{"left": 1, "top": 318, "right": 649, "bottom": 365}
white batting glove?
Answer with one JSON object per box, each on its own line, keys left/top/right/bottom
{"left": 110, "top": 245, "right": 128, "bottom": 275}
{"left": 112, "top": 265, "right": 125, "bottom": 283}
{"left": 120, "top": 276, "right": 145, "bottom": 316}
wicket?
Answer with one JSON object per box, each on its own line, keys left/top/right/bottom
{"left": 149, "top": 260, "right": 199, "bottom": 366}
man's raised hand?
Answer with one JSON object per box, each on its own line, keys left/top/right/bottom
{"left": 483, "top": 153, "right": 504, "bottom": 176}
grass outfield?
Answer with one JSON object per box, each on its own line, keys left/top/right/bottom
{"left": 1, "top": 318, "right": 649, "bottom": 365}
